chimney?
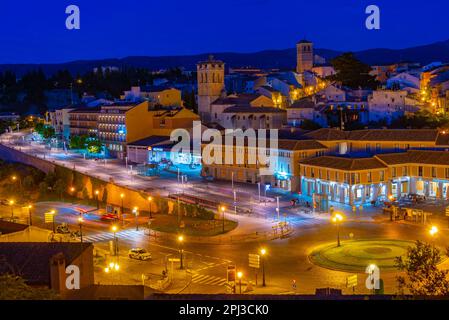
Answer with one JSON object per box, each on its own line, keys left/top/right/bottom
{"left": 50, "top": 253, "right": 67, "bottom": 294}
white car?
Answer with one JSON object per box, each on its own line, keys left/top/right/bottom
{"left": 128, "top": 248, "right": 152, "bottom": 261}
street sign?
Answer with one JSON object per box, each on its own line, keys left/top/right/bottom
{"left": 346, "top": 274, "right": 358, "bottom": 288}
{"left": 227, "top": 265, "right": 236, "bottom": 282}
{"left": 445, "top": 207, "right": 449, "bottom": 216}
{"left": 168, "top": 258, "right": 180, "bottom": 262}
{"left": 248, "top": 253, "right": 260, "bottom": 269}
{"left": 44, "top": 212, "right": 55, "bottom": 223}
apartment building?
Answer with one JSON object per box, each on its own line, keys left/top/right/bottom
{"left": 300, "top": 150, "right": 449, "bottom": 206}
{"left": 68, "top": 107, "right": 101, "bottom": 137}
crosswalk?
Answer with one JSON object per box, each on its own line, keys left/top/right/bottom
{"left": 190, "top": 273, "right": 227, "bottom": 286}
{"left": 82, "top": 229, "right": 145, "bottom": 243}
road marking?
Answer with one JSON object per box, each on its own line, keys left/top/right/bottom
{"left": 191, "top": 273, "right": 227, "bottom": 286}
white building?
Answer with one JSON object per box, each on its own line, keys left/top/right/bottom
{"left": 368, "top": 90, "right": 420, "bottom": 123}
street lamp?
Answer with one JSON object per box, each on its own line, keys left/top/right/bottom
{"left": 111, "top": 225, "right": 118, "bottom": 256}
{"left": 28, "top": 204, "right": 33, "bottom": 226}
{"left": 237, "top": 271, "right": 243, "bottom": 294}
{"left": 221, "top": 206, "right": 226, "bottom": 234}
{"left": 178, "top": 235, "right": 184, "bottom": 269}
{"left": 78, "top": 217, "right": 84, "bottom": 242}
{"left": 429, "top": 225, "right": 438, "bottom": 253}
{"left": 120, "top": 193, "right": 125, "bottom": 216}
{"left": 104, "top": 262, "right": 120, "bottom": 284}
{"left": 148, "top": 196, "right": 153, "bottom": 219}
{"left": 332, "top": 213, "right": 344, "bottom": 247}
{"left": 9, "top": 200, "right": 15, "bottom": 219}
{"left": 70, "top": 187, "right": 75, "bottom": 195}
{"left": 260, "top": 248, "right": 267, "bottom": 287}
{"left": 95, "top": 190, "right": 100, "bottom": 209}
{"left": 133, "top": 206, "right": 139, "bottom": 231}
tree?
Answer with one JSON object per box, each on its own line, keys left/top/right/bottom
{"left": 330, "top": 53, "right": 379, "bottom": 89}
{"left": 0, "top": 275, "right": 58, "bottom": 300}
{"left": 395, "top": 241, "right": 449, "bottom": 296}
{"left": 69, "top": 135, "right": 88, "bottom": 149}
{"left": 87, "top": 138, "right": 103, "bottom": 154}
{"left": 42, "top": 126, "right": 55, "bottom": 139}
{"left": 38, "top": 181, "right": 49, "bottom": 196}
{"left": 53, "top": 179, "right": 67, "bottom": 200}
{"left": 22, "top": 175, "right": 35, "bottom": 191}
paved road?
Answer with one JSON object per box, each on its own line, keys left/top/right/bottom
{"left": 2, "top": 132, "right": 449, "bottom": 295}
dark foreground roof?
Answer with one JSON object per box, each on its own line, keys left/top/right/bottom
{"left": 0, "top": 221, "right": 28, "bottom": 235}
{"left": 0, "top": 242, "right": 92, "bottom": 286}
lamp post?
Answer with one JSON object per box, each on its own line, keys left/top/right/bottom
{"left": 221, "top": 206, "right": 226, "bottom": 234}
{"left": 429, "top": 225, "right": 438, "bottom": 254}
{"left": 276, "top": 196, "right": 280, "bottom": 221}
{"left": 237, "top": 271, "right": 243, "bottom": 294}
{"left": 95, "top": 190, "right": 100, "bottom": 209}
{"left": 257, "top": 182, "right": 261, "bottom": 203}
{"left": 178, "top": 235, "right": 184, "bottom": 269}
{"left": 104, "top": 262, "right": 120, "bottom": 285}
{"left": 28, "top": 205, "right": 33, "bottom": 226}
{"left": 120, "top": 193, "right": 125, "bottom": 217}
{"left": 148, "top": 196, "right": 153, "bottom": 219}
{"left": 50, "top": 210, "right": 56, "bottom": 233}
{"left": 78, "top": 217, "right": 84, "bottom": 242}
{"left": 70, "top": 187, "right": 75, "bottom": 196}
{"left": 9, "top": 200, "right": 14, "bottom": 219}
{"left": 133, "top": 207, "right": 139, "bottom": 231}
{"left": 332, "top": 213, "right": 344, "bottom": 247}
{"left": 112, "top": 225, "right": 118, "bottom": 256}
{"left": 260, "top": 248, "right": 267, "bottom": 287}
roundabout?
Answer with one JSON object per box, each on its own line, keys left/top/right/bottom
{"left": 309, "top": 239, "right": 419, "bottom": 272}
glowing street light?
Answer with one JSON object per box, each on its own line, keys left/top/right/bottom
{"left": 178, "top": 235, "right": 185, "bottom": 269}
{"left": 120, "top": 193, "right": 125, "bottom": 216}
{"left": 95, "top": 190, "right": 100, "bottom": 209}
{"left": 133, "top": 206, "right": 139, "bottom": 231}
{"left": 237, "top": 271, "right": 243, "bottom": 294}
{"left": 260, "top": 248, "right": 267, "bottom": 287}
{"left": 221, "top": 206, "right": 226, "bottom": 234}
{"left": 9, "top": 200, "right": 15, "bottom": 219}
{"left": 332, "top": 213, "right": 344, "bottom": 247}
{"left": 429, "top": 225, "right": 439, "bottom": 253}
{"left": 28, "top": 204, "right": 33, "bottom": 226}
{"left": 429, "top": 225, "right": 438, "bottom": 237}
{"left": 111, "top": 225, "right": 118, "bottom": 256}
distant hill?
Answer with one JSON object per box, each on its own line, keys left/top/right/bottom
{"left": 1, "top": 39, "right": 448, "bottom": 76}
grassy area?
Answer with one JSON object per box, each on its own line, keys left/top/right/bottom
{"left": 150, "top": 214, "right": 238, "bottom": 237}
{"left": 309, "top": 239, "right": 434, "bottom": 272}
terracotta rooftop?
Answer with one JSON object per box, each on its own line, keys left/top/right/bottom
{"left": 222, "top": 106, "right": 285, "bottom": 113}
{"left": 300, "top": 156, "right": 388, "bottom": 171}
{"left": 212, "top": 94, "right": 263, "bottom": 106}
{"left": 347, "top": 129, "right": 439, "bottom": 142}
{"left": 376, "top": 150, "right": 449, "bottom": 166}
{"left": 304, "top": 128, "right": 348, "bottom": 141}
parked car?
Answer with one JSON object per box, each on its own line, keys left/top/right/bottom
{"left": 56, "top": 223, "right": 71, "bottom": 234}
{"left": 100, "top": 213, "right": 118, "bottom": 221}
{"left": 128, "top": 248, "right": 152, "bottom": 261}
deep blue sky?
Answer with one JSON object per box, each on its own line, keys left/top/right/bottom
{"left": 0, "top": 0, "right": 448, "bottom": 64}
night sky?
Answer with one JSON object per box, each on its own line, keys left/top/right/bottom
{"left": 0, "top": 0, "right": 448, "bottom": 64}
